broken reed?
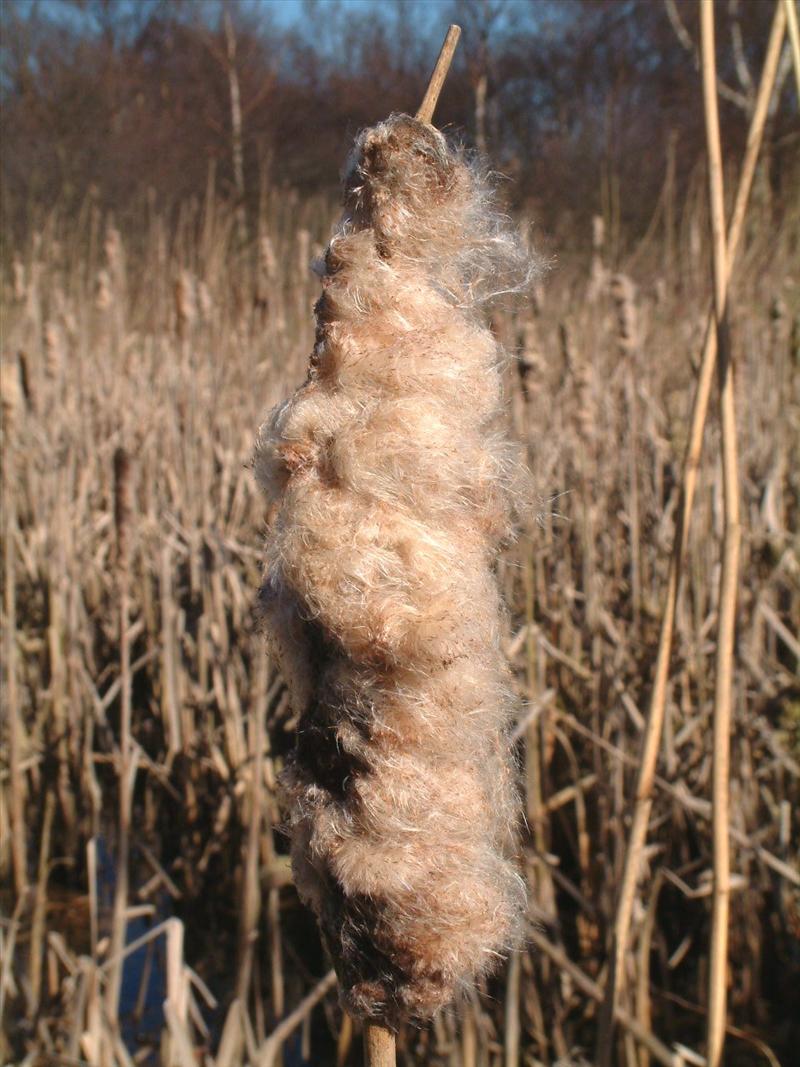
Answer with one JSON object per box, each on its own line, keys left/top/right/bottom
{"left": 0, "top": 145, "right": 798, "bottom": 1064}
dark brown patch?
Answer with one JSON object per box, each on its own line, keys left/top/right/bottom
{"left": 293, "top": 621, "right": 374, "bottom": 800}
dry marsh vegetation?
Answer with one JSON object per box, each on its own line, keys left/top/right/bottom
{"left": 1, "top": 132, "right": 800, "bottom": 1067}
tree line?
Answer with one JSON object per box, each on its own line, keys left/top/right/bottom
{"left": 1, "top": 0, "right": 797, "bottom": 248}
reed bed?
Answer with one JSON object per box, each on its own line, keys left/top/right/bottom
{"left": 1, "top": 164, "right": 798, "bottom": 1065}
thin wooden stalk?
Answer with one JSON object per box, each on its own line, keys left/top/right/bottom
{"left": 105, "top": 447, "right": 133, "bottom": 1024}
{"left": 28, "top": 789, "right": 55, "bottom": 1015}
{"left": 595, "top": 3, "right": 787, "bottom": 1058}
{"left": 701, "top": 2, "right": 741, "bottom": 1062}
{"left": 256, "top": 969, "right": 337, "bottom": 1067}
{"left": 504, "top": 950, "right": 521, "bottom": 1067}
{"left": 784, "top": 0, "right": 800, "bottom": 99}
{"left": 364, "top": 1024, "right": 396, "bottom": 1067}
{"left": 416, "top": 24, "right": 461, "bottom": 124}
{"left": 530, "top": 929, "right": 687, "bottom": 1067}
{"left": 236, "top": 695, "right": 264, "bottom": 1001}
{"left": 3, "top": 434, "right": 27, "bottom": 898}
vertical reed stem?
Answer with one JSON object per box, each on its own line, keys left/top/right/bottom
{"left": 595, "top": 3, "right": 787, "bottom": 1058}
{"left": 236, "top": 691, "right": 263, "bottom": 1001}
{"left": 3, "top": 434, "right": 27, "bottom": 898}
{"left": 106, "top": 447, "right": 132, "bottom": 1024}
{"left": 700, "top": 2, "right": 741, "bottom": 1063}
{"left": 364, "top": 1024, "right": 396, "bottom": 1067}
{"left": 415, "top": 24, "right": 461, "bottom": 124}
{"left": 784, "top": 0, "right": 800, "bottom": 99}
{"left": 504, "top": 950, "right": 521, "bottom": 1067}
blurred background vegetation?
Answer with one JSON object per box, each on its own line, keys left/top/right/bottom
{"left": 2, "top": 0, "right": 797, "bottom": 249}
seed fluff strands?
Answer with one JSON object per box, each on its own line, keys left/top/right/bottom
{"left": 253, "top": 111, "right": 538, "bottom": 1028}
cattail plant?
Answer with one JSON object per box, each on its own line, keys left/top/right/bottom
{"left": 253, "top": 25, "right": 536, "bottom": 1043}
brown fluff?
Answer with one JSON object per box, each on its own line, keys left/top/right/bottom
{"left": 253, "top": 114, "right": 535, "bottom": 1027}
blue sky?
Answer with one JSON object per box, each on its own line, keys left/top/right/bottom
{"left": 252, "top": 0, "right": 446, "bottom": 35}
{"left": 19, "top": 0, "right": 448, "bottom": 38}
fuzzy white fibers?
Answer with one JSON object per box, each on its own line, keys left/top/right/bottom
{"left": 253, "top": 114, "right": 536, "bottom": 1027}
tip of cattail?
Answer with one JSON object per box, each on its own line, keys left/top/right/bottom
{"left": 113, "top": 447, "right": 131, "bottom": 567}
{"left": 610, "top": 272, "right": 639, "bottom": 357}
{"left": 95, "top": 269, "right": 112, "bottom": 311}
{"left": 174, "top": 269, "right": 197, "bottom": 337}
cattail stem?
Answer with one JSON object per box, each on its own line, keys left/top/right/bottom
{"left": 416, "top": 24, "right": 461, "bottom": 124}
{"left": 784, "top": 0, "right": 800, "bottom": 100}
{"left": 3, "top": 433, "right": 27, "bottom": 899}
{"left": 701, "top": 2, "right": 741, "bottom": 1063}
{"left": 595, "top": 3, "right": 787, "bottom": 1059}
{"left": 236, "top": 674, "right": 264, "bottom": 1001}
{"left": 106, "top": 447, "right": 133, "bottom": 1024}
{"left": 364, "top": 1024, "right": 396, "bottom": 1067}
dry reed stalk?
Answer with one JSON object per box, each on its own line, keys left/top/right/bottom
{"left": 256, "top": 969, "right": 338, "bottom": 1067}
{"left": 1, "top": 363, "right": 27, "bottom": 900}
{"left": 784, "top": 0, "right": 800, "bottom": 99}
{"left": 700, "top": 2, "right": 741, "bottom": 1062}
{"left": 611, "top": 272, "right": 642, "bottom": 628}
{"left": 236, "top": 681, "right": 264, "bottom": 1003}
{"left": 48, "top": 547, "right": 78, "bottom": 849}
{"left": 415, "top": 24, "right": 461, "bottom": 124}
{"left": 105, "top": 447, "right": 133, "bottom": 1025}
{"left": 596, "top": 3, "right": 788, "bottom": 1056}
{"left": 503, "top": 948, "right": 521, "bottom": 1067}
{"left": 530, "top": 928, "right": 687, "bottom": 1067}
{"left": 364, "top": 1024, "right": 397, "bottom": 1067}
{"left": 28, "top": 789, "right": 55, "bottom": 1015}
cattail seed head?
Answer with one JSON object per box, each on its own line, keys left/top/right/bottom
{"left": 44, "top": 321, "right": 64, "bottom": 378}
{"left": 104, "top": 224, "right": 124, "bottom": 281}
{"left": 517, "top": 320, "right": 544, "bottom": 403}
{"left": 610, "top": 272, "right": 639, "bottom": 357}
{"left": 587, "top": 214, "right": 608, "bottom": 304}
{"left": 113, "top": 447, "right": 131, "bottom": 571}
{"left": 260, "top": 234, "right": 277, "bottom": 281}
{"left": 254, "top": 114, "right": 537, "bottom": 1027}
{"left": 1, "top": 359, "right": 21, "bottom": 436}
{"left": 296, "top": 228, "right": 311, "bottom": 280}
{"left": 12, "top": 256, "right": 26, "bottom": 303}
{"left": 95, "top": 270, "right": 112, "bottom": 311}
{"left": 197, "top": 280, "right": 213, "bottom": 321}
{"left": 174, "top": 270, "right": 197, "bottom": 338}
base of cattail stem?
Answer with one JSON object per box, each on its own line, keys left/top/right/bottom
{"left": 364, "top": 1023, "right": 396, "bottom": 1067}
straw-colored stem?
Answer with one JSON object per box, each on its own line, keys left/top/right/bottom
{"left": 784, "top": 0, "right": 800, "bottom": 100}
{"left": 701, "top": 2, "right": 741, "bottom": 1063}
{"left": 504, "top": 950, "right": 522, "bottom": 1067}
{"left": 236, "top": 682, "right": 263, "bottom": 1001}
{"left": 595, "top": 3, "right": 787, "bottom": 1058}
{"left": 3, "top": 441, "right": 27, "bottom": 899}
{"left": 416, "top": 24, "right": 461, "bottom": 124}
{"left": 364, "top": 1023, "right": 396, "bottom": 1067}
{"left": 28, "top": 789, "right": 55, "bottom": 1014}
{"left": 256, "top": 969, "right": 337, "bottom": 1067}
{"left": 530, "top": 928, "right": 684, "bottom": 1067}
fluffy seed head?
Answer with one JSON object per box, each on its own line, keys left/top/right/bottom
{"left": 254, "top": 113, "right": 537, "bottom": 1027}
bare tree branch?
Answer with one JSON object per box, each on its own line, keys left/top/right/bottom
{"left": 728, "top": 0, "right": 754, "bottom": 99}
{"left": 664, "top": 0, "right": 751, "bottom": 112}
